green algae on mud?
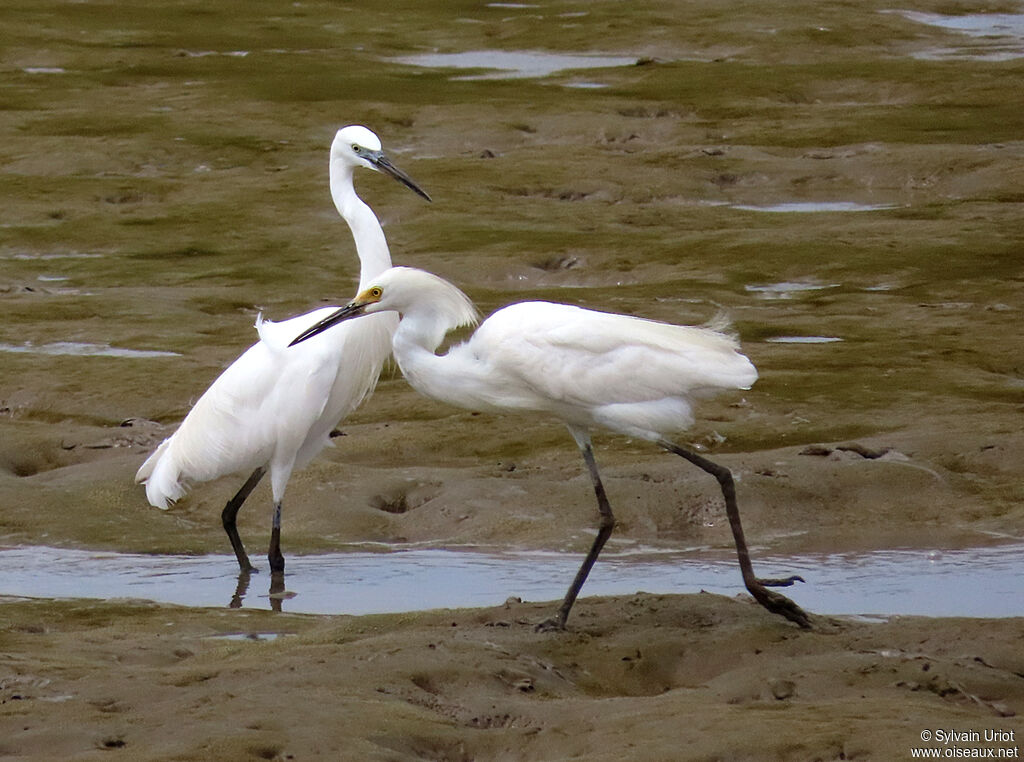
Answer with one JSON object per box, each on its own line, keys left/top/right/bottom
{"left": 2, "top": 0, "right": 1023, "bottom": 561}
{"left": 3, "top": 4, "right": 1024, "bottom": 757}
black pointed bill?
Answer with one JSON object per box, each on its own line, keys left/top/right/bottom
{"left": 368, "top": 151, "right": 431, "bottom": 202}
{"left": 289, "top": 302, "right": 368, "bottom": 347}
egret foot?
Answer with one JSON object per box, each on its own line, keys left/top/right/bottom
{"left": 657, "top": 440, "right": 815, "bottom": 630}
{"left": 759, "top": 574, "right": 805, "bottom": 587}
{"left": 237, "top": 553, "right": 258, "bottom": 573}
{"left": 745, "top": 581, "right": 812, "bottom": 629}
{"left": 534, "top": 616, "right": 567, "bottom": 633}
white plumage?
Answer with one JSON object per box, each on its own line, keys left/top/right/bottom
{"left": 136, "top": 126, "right": 430, "bottom": 573}
{"left": 136, "top": 306, "right": 390, "bottom": 505}
{"left": 288, "top": 267, "right": 811, "bottom": 629}
{"left": 448, "top": 301, "right": 758, "bottom": 435}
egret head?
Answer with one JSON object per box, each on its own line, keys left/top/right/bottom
{"left": 289, "top": 267, "right": 478, "bottom": 347}
{"left": 331, "top": 125, "right": 431, "bottom": 201}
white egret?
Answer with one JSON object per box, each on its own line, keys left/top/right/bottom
{"left": 288, "top": 267, "right": 811, "bottom": 629}
{"left": 136, "top": 126, "right": 430, "bottom": 574}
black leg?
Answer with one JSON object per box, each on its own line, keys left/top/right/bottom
{"left": 538, "top": 441, "right": 616, "bottom": 631}
{"left": 268, "top": 501, "right": 285, "bottom": 573}
{"left": 222, "top": 467, "right": 266, "bottom": 573}
{"left": 659, "top": 439, "right": 811, "bottom": 629}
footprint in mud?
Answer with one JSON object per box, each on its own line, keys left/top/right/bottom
{"left": 0, "top": 419, "right": 166, "bottom": 477}
{"left": 369, "top": 481, "right": 442, "bottom": 514}
{"left": 0, "top": 441, "right": 76, "bottom": 478}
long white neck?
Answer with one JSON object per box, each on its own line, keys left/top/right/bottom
{"left": 391, "top": 322, "right": 461, "bottom": 408}
{"left": 392, "top": 309, "right": 450, "bottom": 358}
{"left": 329, "top": 160, "right": 392, "bottom": 287}
{"left": 390, "top": 309, "right": 477, "bottom": 411}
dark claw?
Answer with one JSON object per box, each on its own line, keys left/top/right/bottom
{"left": 534, "top": 617, "right": 566, "bottom": 633}
{"left": 754, "top": 586, "right": 813, "bottom": 629}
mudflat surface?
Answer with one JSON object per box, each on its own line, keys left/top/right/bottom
{"left": 2, "top": 596, "right": 1023, "bottom": 761}
{"left": 2, "top": 0, "right": 1023, "bottom": 759}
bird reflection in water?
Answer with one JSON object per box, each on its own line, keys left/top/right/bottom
{"left": 229, "top": 569, "right": 293, "bottom": 613}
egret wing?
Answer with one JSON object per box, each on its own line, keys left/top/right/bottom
{"left": 470, "top": 302, "right": 756, "bottom": 413}
{"left": 162, "top": 309, "right": 357, "bottom": 483}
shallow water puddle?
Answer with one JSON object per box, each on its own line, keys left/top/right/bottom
{"left": 766, "top": 336, "right": 844, "bottom": 344}
{"left": 891, "top": 10, "right": 1024, "bottom": 60}
{"left": 389, "top": 50, "right": 637, "bottom": 80}
{"left": 0, "top": 252, "right": 103, "bottom": 260}
{"left": 205, "top": 632, "right": 288, "bottom": 642}
{"left": 178, "top": 50, "right": 249, "bottom": 58}
{"left": 732, "top": 202, "right": 897, "bottom": 213}
{"left": 0, "top": 342, "right": 180, "bottom": 359}
{"left": 745, "top": 282, "right": 841, "bottom": 299}
{"left": 0, "top": 544, "right": 1020, "bottom": 618}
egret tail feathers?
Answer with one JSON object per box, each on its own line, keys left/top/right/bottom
{"left": 701, "top": 310, "right": 738, "bottom": 342}
{"left": 135, "top": 439, "right": 186, "bottom": 510}
{"left": 134, "top": 439, "right": 168, "bottom": 483}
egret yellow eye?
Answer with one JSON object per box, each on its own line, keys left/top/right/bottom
{"left": 369, "top": 287, "right": 383, "bottom": 299}
{"left": 352, "top": 144, "right": 361, "bottom": 153}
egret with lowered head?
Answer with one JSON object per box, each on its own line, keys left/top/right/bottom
{"left": 136, "top": 126, "right": 430, "bottom": 575}
{"left": 289, "top": 267, "right": 811, "bottom": 629}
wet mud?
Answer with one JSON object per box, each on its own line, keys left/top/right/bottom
{"left": 2, "top": 0, "right": 1023, "bottom": 758}
{"left": 2, "top": 596, "right": 1022, "bottom": 760}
